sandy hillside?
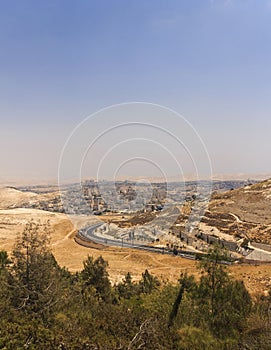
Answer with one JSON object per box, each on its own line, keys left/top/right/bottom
{"left": 0, "top": 208, "right": 72, "bottom": 250}
{"left": 0, "top": 207, "right": 197, "bottom": 281}
{"left": 0, "top": 187, "right": 60, "bottom": 210}
{"left": 0, "top": 182, "right": 271, "bottom": 296}
{"left": 0, "top": 187, "right": 38, "bottom": 209}
{"left": 210, "top": 178, "right": 271, "bottom": 224}
{"left": 0, "top": 207, "right": 270, "bottom": 296}
{"left": 200, "top": 178, "right": 271, "bottom": 244}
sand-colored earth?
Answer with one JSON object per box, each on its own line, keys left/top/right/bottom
{"left": 0, "top": 187, "right": 61, "bottom": 210}
{"left": 0, "top": 207, "right": 270, "bottom": 296}
{"left": 0, "top": 207, "right": 196, "bottom": 279}
{"left": 206, "top": 179, "right": 271, "bottom": 244}
{"left": 0, "top": 187, "right": 38, "bottom": 209}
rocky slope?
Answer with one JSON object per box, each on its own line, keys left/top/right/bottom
{"left": 203, "top": 178, "right": 271, "bottom": 244}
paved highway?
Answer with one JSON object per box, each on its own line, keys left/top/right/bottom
{"left": 77, "top": 223, "right": 234, "bottom": 264}
{"left": 77, "top": 223, "right": 197, "bottom": 259}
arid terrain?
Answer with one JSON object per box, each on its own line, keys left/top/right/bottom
{"left": 206, "top": 178, "right": 271, "bottom": 243}
{"left": 0, "top": 182, "right": 271, "bottom": 296}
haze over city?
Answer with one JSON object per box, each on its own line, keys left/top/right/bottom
{"left": 1, "top": 0, "right": 271, "bottom": 183}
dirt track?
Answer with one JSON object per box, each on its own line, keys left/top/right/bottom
{"left": 0, "top": 207, "right": 270, "bottom": 296}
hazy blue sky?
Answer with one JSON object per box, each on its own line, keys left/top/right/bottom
{"left": 1, "top": 0, "right": 271, "bottom": 183}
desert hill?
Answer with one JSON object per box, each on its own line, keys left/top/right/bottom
{"left": 0, "top": 186, "right": 62, "bottom": 212}
{"left": 1, "top": 181, "right": 271, "bottom": 295}
{"left": 0, "top": 187, "right": 39, "bottom": 209}
{"left": 202, "top": 178, "right": 271, "bottom": 244}
{"left": 0, "top": 207, "right": 199, "bottom": 284}
{"left": 210, "top": 178, "right": 271, "bottom": 224}
{"left": 0, "top": 208, "right": 72, "bottom": 251}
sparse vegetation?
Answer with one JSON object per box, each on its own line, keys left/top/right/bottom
{"left": 0, "top": 224, "right": 270, "bottom": 349}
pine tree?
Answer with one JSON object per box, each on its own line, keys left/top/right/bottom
{"left": 168, "top": 273, "right": 195, "bottom": 327}
{"left": 81, "top": 255, "right": 112, "bottom": 302}
{"left": 0, "top": 250, "right": 10, "bottom": 271}
{"left": 10, "top": 220, "right": 63, "bottom": 321}
{"left": 197, "top": 246, "right": 252, "bottom": 337}
{"left": 138, "top": 270, "right": 160, "bottom": 294}
{"left": 117, "top": 272, "right": 138, "bottom": 299}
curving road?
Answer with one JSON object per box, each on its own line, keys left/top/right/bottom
{"left": 77, "top": 223, "right": 197, "bottom": 260}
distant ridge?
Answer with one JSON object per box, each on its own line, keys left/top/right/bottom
{"left": 212, "top": 173, "right": 271, "bottom": 181}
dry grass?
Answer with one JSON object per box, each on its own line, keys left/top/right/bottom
{"left": 0, "top": 207, "right": 269, "bottom": 295}
{"left": 0, "top": 186, "right": 271, "bottom": 296}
